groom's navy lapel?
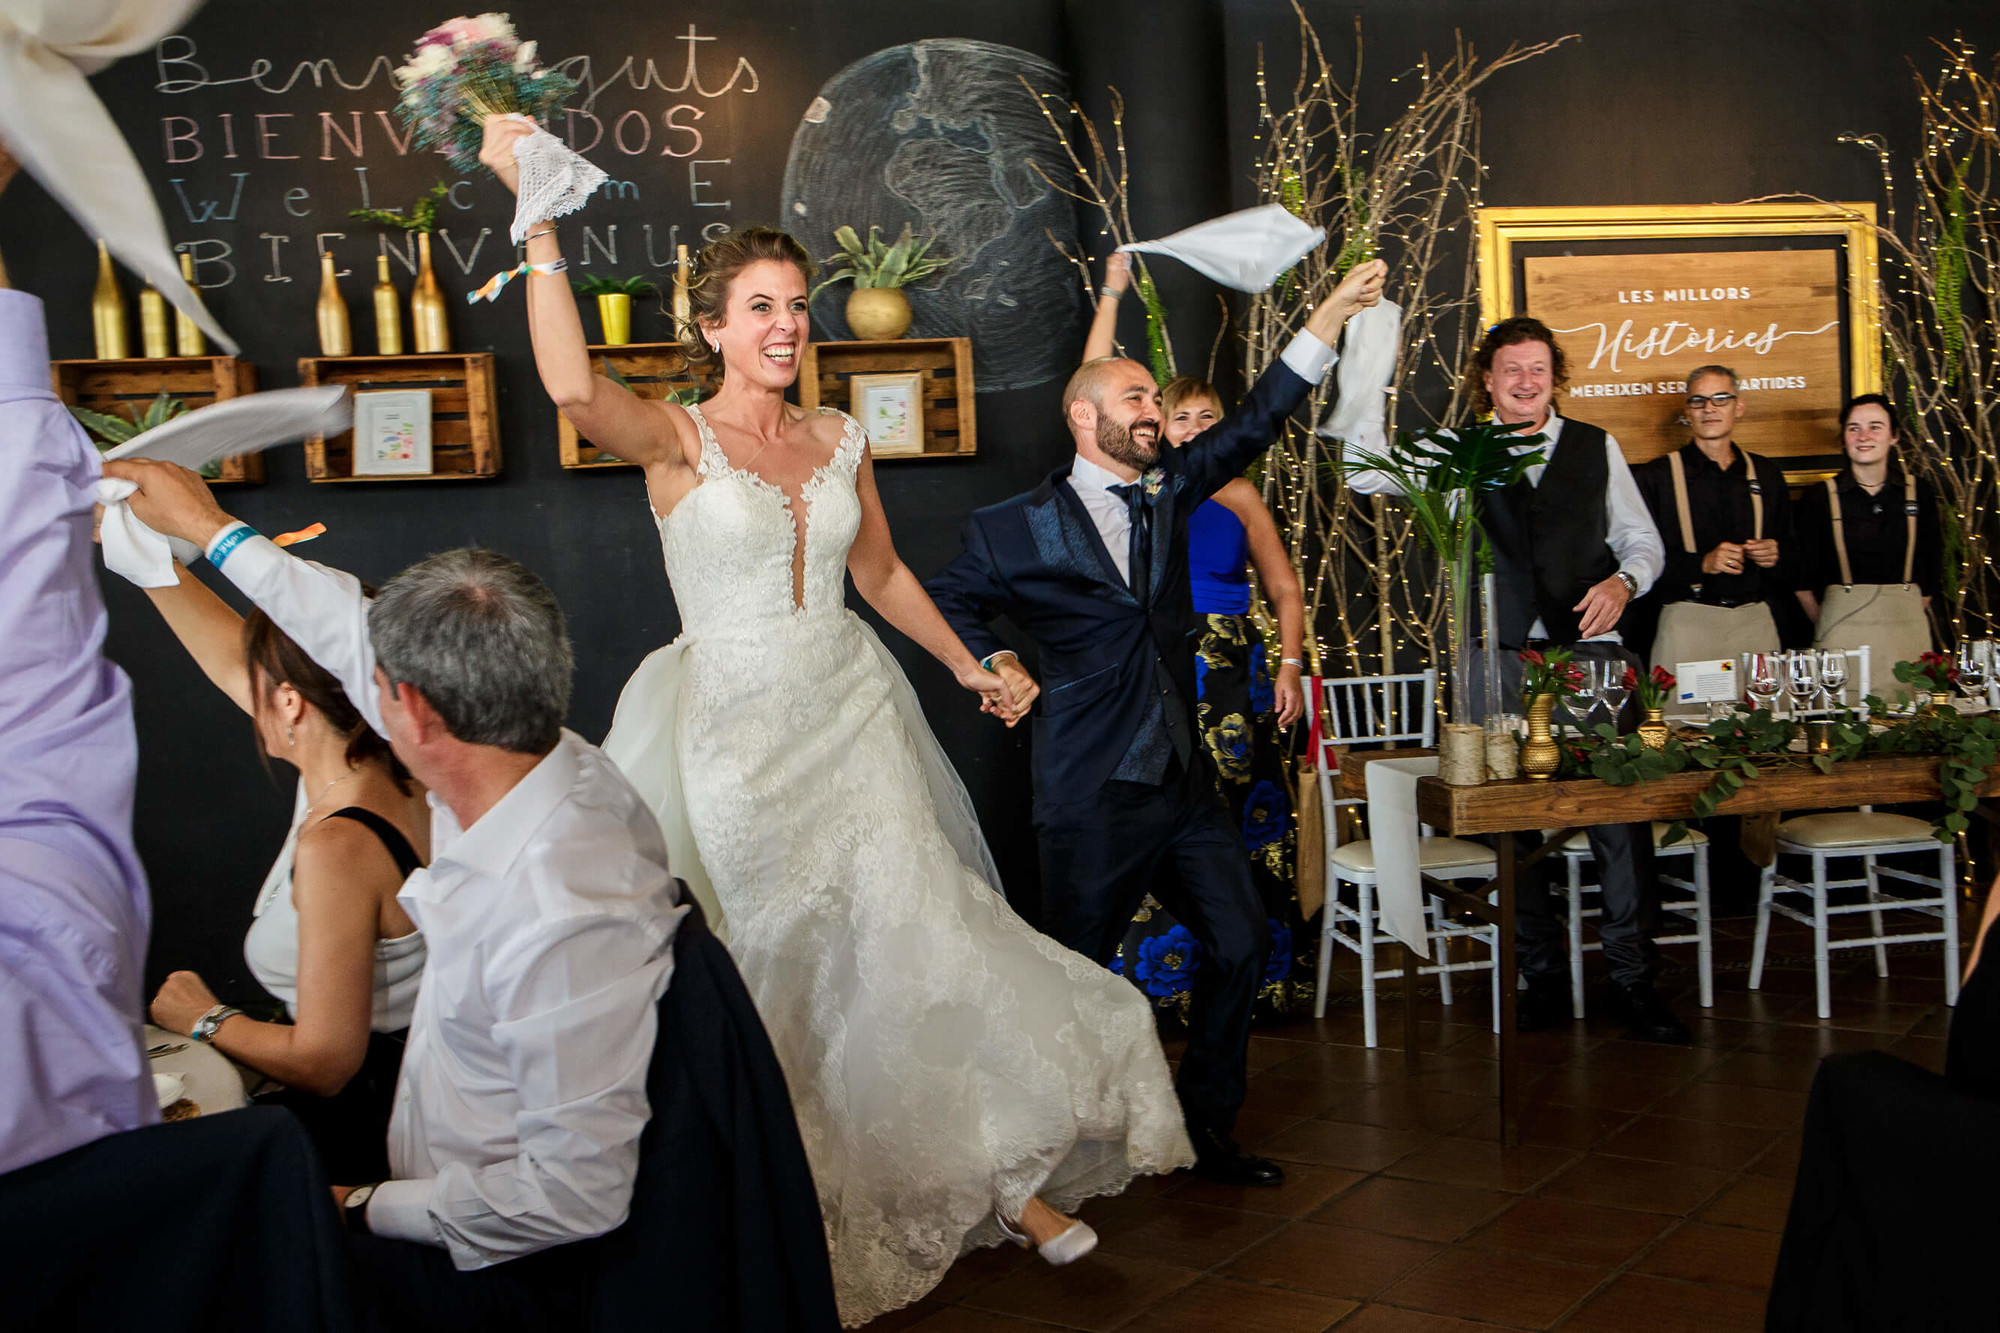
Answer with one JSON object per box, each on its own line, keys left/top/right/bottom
{"left": 1028, "top": 467, "right": 1137, "bottom": 604}
{"left": 1143, "top": 474, "right": 1175, "bottom": 609}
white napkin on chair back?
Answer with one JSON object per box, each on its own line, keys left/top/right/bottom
{"left": 1362, "top": 755, "right": 1437, "bottom": 957}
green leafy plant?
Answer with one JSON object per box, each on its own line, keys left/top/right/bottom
{"left": 1894, "top": 651, "right": 1960, "bottom": 693}
{"left": 70, "top": 391, "right": 186, "bottom": 448}
{"left": 572, "top": 274, "right": 658, "bottom": 298}
{"left": 349, "top": 182, "right": 450, "bottom": 233}
{"left": 809, "top": 224, "right": 953, "bottom": 299}
{"left": 1519, "top": 646, "right": 1584, "bottom": 704}
{"left": 1340, "top": 419, "right": 1546, "bottom": 721}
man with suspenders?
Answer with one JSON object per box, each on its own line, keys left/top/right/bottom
{"left": 1632, "top": 366, "right": 1804, "bottom": 689}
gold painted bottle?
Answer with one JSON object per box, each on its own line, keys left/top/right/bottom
{"left": 316, "top": 250, "right": 352, "bottom": 356}
{"left": 138, "top": 282, "right": 170, "bottom": 358}
{"left": 410, "top": 231, "right": 449, "bottom": 353}
{"left": 91, "top": 239, "right": 129, "bottom": 360}
{"left": 174, "top": 252, "right": 206, "bottom": 356}
{"left": 372, "top": 254, "right": 403, "bottom": 355}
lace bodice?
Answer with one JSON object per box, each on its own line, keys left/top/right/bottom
{"left": 658, "top": 404, "right": 866, "bottom": 636}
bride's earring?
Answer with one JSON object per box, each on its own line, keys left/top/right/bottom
{"left": 286, "top": 725, "right": 296, "bottom": 746}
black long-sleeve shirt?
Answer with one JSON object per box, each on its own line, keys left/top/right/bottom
{"left": 1792, "top": 461, "right": 1942, "bottom": 598}
{"left": 1631, "top": 441, "right": 1798, "bottom": 607}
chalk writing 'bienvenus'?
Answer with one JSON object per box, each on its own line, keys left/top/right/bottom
{"left": 1554, "top": 319, "right": 1840, "bottom": 373}
{"left": 153, "top": 30, "right": 757, "bottom": 103}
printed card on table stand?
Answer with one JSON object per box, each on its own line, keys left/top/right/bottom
{"left": 1674, "top": 657, "right": 1740, "bottom": 719}
{"left": 350, "top": 389, "right": 433, "bottom": 476}
{"left": 849, "top": 371, "right": 925, "bottom": 458}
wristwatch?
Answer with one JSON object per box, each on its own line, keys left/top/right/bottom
{"left": 189, "top": 1004, "right": 243, "bottom": 1044}
{"left": 1613, "top": 570, "right": 1638, "bottom": 597}
{"left": 342, "top": 1181, "right": 380, "bottom": 1235}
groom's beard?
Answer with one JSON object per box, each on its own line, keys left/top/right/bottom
{"left": 1096, "top": 413, "right": 1160, "bottom": 471}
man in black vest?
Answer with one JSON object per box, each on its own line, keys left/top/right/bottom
{"left": 1471, "top": 316, "right": 1687, "bottom": 1042}
{"left": 929, "top": 262, "right": 1387, "bottom": 1185}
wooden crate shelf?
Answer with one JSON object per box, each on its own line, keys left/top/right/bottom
{"left": 297, "top": 354, "right": 499, "bottom": 483}
{"left": 559, "top": 344, "right": 716, "bottom": 470}
{"left": 51, "top": 356, "right": 262, "bottom": 484}
{"left": 798, "top": 337, "right": 975, "bottom": 459}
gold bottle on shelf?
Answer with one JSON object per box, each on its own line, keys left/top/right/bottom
{"left": 91, "top": 239, "right": 129, "bottom": 360}
{"left": 138, "top": 282, "right": 170, "bottom": 358}
{"left": 316, "top": 249, "right": 352, "bottom": 356}
{"left": 372, "top": 254, "right": 403, "bottom": 356}
{"left": 174, "top": 252, "right": 206, "bottom": 356}
{"left": 410, "top": 231, "right": 449, "bottom": 353}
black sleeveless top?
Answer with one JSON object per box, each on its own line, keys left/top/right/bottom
{"left": 321, "top": 806, "right": 422, "bottom": 878}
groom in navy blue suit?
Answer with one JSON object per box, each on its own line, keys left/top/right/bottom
{"left": 929, "top": 261, "right": 1385, "bottom": 1185}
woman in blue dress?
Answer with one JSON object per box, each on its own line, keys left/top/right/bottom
{"left": 1084, "top": 253, "right": 1312, "bottom": 1018}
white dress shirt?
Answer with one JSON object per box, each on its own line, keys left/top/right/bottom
{"left": 1066, "top": 329, "right": 1341, "bottom": 586}
{"left": 210, "top": 531, "right": 684, "bottom": 1270}
{"left": 1346, "top": 412, "right": 1666, "bottom": 643}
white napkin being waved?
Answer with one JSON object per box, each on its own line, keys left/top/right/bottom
{"left": 94, "top": 386, "right": 352, "bottom": 588}
{"left": 0, "top": 0, "right": 236, "bottom": 353}
{"left": 505, "top": 113, "right": 608, "bottom": 245}
{"left": 1318, "top": 298, "right": 1403, "bottom": 452}
{"left": 1118, "top": 204, "right": 1327, "bottom": 292}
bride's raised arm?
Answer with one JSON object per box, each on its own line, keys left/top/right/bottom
{"left": 477, "top": 116, "right": 686, "bottom": 472}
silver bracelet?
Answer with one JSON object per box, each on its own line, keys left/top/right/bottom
{"left": 520, "top": 225, "right": 558, "bottom": 245}
{"left": 1281, "top": 657, "right": 1305, "bottom": 669}
{"left": 1098, "top": 286, "right": 1124, "bottom": 303}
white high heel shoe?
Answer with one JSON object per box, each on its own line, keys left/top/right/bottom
{"left": 996, "top": 1208, "right": 1098, "bottom": 1266}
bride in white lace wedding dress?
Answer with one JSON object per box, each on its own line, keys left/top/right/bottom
{"left": 483, "top": 121, "right": 1192, "bottom": 1328}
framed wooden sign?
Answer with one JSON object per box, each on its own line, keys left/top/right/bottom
{"left": 1476, "top": 203, "right": 1882, "bottom": 477}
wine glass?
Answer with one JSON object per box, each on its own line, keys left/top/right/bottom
{"left": 1745, "top": 652, "right": 1782, "bottom": 716}
{"left": 1957, "top": 641, "right": 1987, "bottom": 701}
{"left": 1598, "top": 662, "right": 1633, "bottom": 727}
{"left": 1565, "top": 660, "right": 1604, "bottom": 733}
{"left": 1818, "top": 650, "right": 1849, "bottom": 712}
{"left": 1786, "top": 650, "right": 1819, "bottom": 720}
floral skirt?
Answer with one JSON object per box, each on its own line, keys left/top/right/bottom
{"left": 1113, "top": 614, "right": 1312, "bottom": 1021}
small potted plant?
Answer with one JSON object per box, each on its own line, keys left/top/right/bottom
{"left": 1627, "top": 665, "right": 1676, "bottom": 749}
{"left": 810, "top": 224, "right": 953, "bottom": 341}
{"left": 571, "top": 274, "right": 657, "bottom": 346}
{"left": 70, "top": 391, "right": 212, "bottom": 475}
{"left": 1518, "top": 647, "right": 1585, "bottom": 781}
{"left": 1895, "top": 651, "right": 1960, "bottom": 716}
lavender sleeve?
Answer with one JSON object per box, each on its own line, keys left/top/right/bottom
{"left": 0, "top": 289, "right": 156, "bottom": 1175}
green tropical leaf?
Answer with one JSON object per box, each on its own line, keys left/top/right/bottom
{"left": 69, "top": 405, "right": 139, "bottom": 446}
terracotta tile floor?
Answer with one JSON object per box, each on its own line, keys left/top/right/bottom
{"left": 860, "top": 910, "right": 1964, "bottom": 1332}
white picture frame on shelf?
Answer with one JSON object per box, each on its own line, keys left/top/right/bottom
{"left": 351, "top": 389, "right": 433, "bottom": 476}
{"left": 849, "top": 371, "right": 925, "bottom": 457}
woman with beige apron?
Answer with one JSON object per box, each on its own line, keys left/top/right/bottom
{"left": 1632, "top": 371, "right": 1793, "bottom": 718}
{"left": 1793, "top": 394, "right": 1939, "bottom": 707}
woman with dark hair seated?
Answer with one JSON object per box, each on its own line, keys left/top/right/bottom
{"left": 1767, "top": 880, "right": 2000, "bottom": 1330}
{"left": 141, "top": 562, "right": 427, "bottom": 1181}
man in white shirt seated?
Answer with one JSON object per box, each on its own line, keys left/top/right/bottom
{"left": 107, "top": 459, "right": 685, "bottom": 1331}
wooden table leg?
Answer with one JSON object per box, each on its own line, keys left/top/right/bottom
{"left": 1496, "top": 831, "right": 1520, "bottom": 1147}
{"left": 1403, "top": 942, "right": 1423, "bottom": 1071}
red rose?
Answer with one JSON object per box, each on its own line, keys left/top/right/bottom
{"left": 1652, "top": 665, "right": 1676, "bottom": 689}
{"left": 1622, "top": 666, "right": 1639, "bottom": 689}
{"left": 1520, "top": 649, "right": 1545, "bottom": 667}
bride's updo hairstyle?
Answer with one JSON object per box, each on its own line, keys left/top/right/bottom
{"left": 679, "top": 226, "right": 818, "bottom": 378}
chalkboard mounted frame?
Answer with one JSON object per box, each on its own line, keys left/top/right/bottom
{"left": 558, "top": 346, "right": 716, "bottom": 470}
{"left": 52, "top": 357, "right": 262, "bottom": 484}
{"left": 799, "top": 338, "right": 975, "bottom": 460}
{"left": 297, "top": 354, "right": 499, "bottom": 483}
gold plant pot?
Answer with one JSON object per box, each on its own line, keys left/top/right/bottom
{"left": 846, "top": 286, "right": 912, "bottom": 340}
{"left": 597, "top": 292, "right": 633, "bottom": 346}
{"left": 1925, "top": 690, "right": 1955, "bottom": 718}
{"left": 1521, "top": 692, "right": 1562, "bottom": 781}
{"left": 1637, "top": 706, "right": 1670, "bottom": 751}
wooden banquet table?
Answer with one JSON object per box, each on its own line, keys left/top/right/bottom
{"left": 1332, "top": 752, "right": 2000, "bottom": 1144}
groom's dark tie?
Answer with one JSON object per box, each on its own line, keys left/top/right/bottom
{"left": 1111, "top": 481, "right": 1151, "bottom": 605}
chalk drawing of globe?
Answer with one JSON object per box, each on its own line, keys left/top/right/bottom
{"left": 781, "top": 39, "right": 1089, "bottom": 393}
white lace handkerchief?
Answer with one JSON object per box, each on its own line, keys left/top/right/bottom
{"left": 508, "top": 115, "right": 608, "bottom": 244}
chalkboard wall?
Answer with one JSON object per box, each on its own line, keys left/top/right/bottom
{"left": 5, "top": 0, "right": 1998, "bottom": 1004}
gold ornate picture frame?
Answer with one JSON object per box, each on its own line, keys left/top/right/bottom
{"left": 1476, "top": 203, "right": 1882, "bottom": 480}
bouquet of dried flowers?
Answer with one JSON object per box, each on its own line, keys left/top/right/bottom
{"left": 393, "top": 14, "right": 578, "bottom": 173}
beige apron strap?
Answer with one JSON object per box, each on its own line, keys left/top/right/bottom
{"left": 1667, "top": 451, "right": 1698, "bottom": 554}
{"left": 1902, "top": 469, "right": 1918, "bottom": 587}
{"left": 1827, "top": 476, "right": 1853, "bottom": 587}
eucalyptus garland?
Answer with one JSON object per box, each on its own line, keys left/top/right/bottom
{"left": 1577, "top": 701, "right": 1996, "bottom": 845}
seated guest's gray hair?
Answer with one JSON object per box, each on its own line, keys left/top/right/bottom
{"left": 368, "top": 548, "right": 572, "bottom": 754}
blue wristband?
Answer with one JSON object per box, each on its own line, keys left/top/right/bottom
{"left": 208, "top": 523, "right": 256, "bottom": 569}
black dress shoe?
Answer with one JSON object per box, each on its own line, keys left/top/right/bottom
{"left": 1605, "top": 980, "right": 1691, "bottom": 1044}
{"left": 1516, "top": 973, "right": 1573, "bottom": 1031}
{"left": 1187, "top": 1125, "right": 1285, "bottom": 1187}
